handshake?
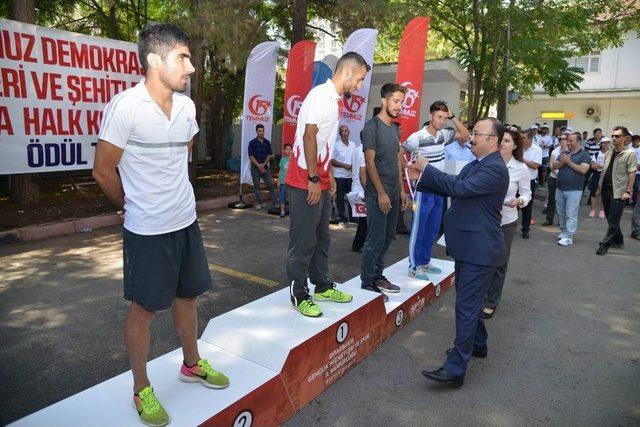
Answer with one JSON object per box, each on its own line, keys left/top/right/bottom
{"left": 405, "top": 154, "right": 429, "bottom": 180}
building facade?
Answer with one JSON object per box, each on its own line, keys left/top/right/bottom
{"left": 508, "top": 30, "right": 640, "bottom": 135}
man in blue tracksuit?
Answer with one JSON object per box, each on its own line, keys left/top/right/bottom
{"left": 402, "top": 101, "right": 468, "bottom": 281}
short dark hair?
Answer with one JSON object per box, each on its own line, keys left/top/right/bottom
{"left": 335, "top": 51, "right": 371, "bottom": 73}
{"left": 372, "top": 107, "right": 381, "bottom": 117}
{"left": 429, "top": 101, "right": 449, "bottom": 114}
{"left": 572, "top": 132, "right": 582, "bottom": 142}
{"left": 256, "top": 123, "right": 265, "bottom": 132}
{"left": 422, "top": 121, "right": 429, "bottom": 127}
{"left": 613, "top": 125, "right": 630, "bottom": 136}
{"left": 479, "top": 117, "right": 505, "bottom": 145}
{"left": 138, "top": 22, "right": 190, "bottom": 70}
{"left": 283, "top": 143, "right": 292, "bottom": 149}
{"left": 380, "top": 83, "right": 407, "bottom": 99}
{"left": 593, "top": 128, "right": 602, "bottom": 134}
{"left": 631, "top": 134, "right": 640, "bottom": 142}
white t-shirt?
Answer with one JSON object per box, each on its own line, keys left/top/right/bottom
{"left": 350, "top": 145, "right": 366, "bottom": 193}
{"left": 98, "top": 80, "right": 199, "bottom": 235}
{"left": 402, "top": 126, "right": 455, "bottom": 171}
{"left": 550, "top": 146, "right": 562, "bottom": 178}
{"left": 285, "top": 79, "right": 340, "bottom": 190}
{"left": 538, "top": 135, "right": 553, "bottom": 158}
{"left": 523, "top": 144, "right": 543, "bottom": 180}
{"left": 332, "top": 139, "right": 356, "bottom": 178}
{"left": 502, "top": 157, "right": 531, "bottom": 225}
{"left": 591, "top": 151, "right": 606, "bottom": 170}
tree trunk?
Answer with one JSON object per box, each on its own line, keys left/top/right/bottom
{"left": 189, "top": 0, "right": 205, "bottom": 183}
{"left": 10, "top": 0, "right": 40, "bottom": 206}
{"left": 291, "top": 0, "right": 307, "bottom": 45}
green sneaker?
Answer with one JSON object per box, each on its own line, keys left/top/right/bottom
{"left": 133, "top": 386, "right": 170, "bottom": 427}
{"left": 314, "top": 287, "right": 353, "bottom": 303}
{"left": 294, "top": 298, "right": 323, "bottom": 317}
{"left": 179, "top": 359, "right": 230, "bottom": 389}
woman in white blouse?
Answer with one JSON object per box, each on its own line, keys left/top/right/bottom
{"left": 483, "top": 127, "right": 532, "bottom": 319}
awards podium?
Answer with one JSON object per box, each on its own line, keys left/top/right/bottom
{"left": 11, "top": 257, "right": 454, "bottom": 427}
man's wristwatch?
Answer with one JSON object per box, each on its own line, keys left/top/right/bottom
{"left": 448, "top": 114, "right": 455, "bottom": 120}
{"left": 308, "top": 175, "right": 320, "bottom": 184}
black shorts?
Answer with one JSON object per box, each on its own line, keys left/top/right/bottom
{"left": 123, "top": 220, "right": 212, "bottom": 311}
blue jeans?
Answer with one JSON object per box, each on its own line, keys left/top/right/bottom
{"left": 555, "top": 189, "right": 582, "bottom": 239}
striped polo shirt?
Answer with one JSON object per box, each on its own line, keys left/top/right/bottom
{"left": 98, "top": 79, "right": 199, "bottom": 235}
{"left": 402, "top": 126, "right": 455, "bottom": 171}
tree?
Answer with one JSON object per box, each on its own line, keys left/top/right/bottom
{"left": 391, "top": 0, "right": 635, "bottom": 123}
{"left": 9, "top": 0, "right": 39, "bottom": 206}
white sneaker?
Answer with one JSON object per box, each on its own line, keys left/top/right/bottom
{"left": 338, "top": 221, "right": 348, "bottom": 228}
{"left": 255, "top": 203, "right": 263, "bottom": 210}
{"left": 557, "top": 233, "right": 566, "bottom": 240}
{"left": 558, "top": 237, "right": 573, "bottom": 246}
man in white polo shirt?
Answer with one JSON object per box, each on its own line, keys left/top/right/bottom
{"left": 521, "top": 127, "right": 543, "bottom": 238}
{"left": 286, "top": 52, "right": 370, "bottom": 317}
{"left": 332, "top": 125, "right": 356, "bottom": 227}
{"left": 93, "top": 23, "right": 228, "bottom": 426}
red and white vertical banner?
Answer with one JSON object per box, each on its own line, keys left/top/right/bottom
{"left": 240, "top": 41, "right": 279, "bottom": 184}
{"left": 0, "top": 18, "right": 143, "bottom": 174}
{"left": 395, "top": 17, "right": 430, "bottom": 141}
{"left": 340, "top": 28, "right": 378, "bottom": 144}
{"left": 282, "top": 40, "right": 316, "bottom": 153}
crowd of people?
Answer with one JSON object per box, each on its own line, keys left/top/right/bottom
{"left": 90, "top": 22, "right": 639, "bottom": 426}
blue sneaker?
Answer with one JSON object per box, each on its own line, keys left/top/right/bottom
{"left": 408, "top": 266, "right": 429, "bottom": 281}
{"left": 421, "top": 263, "right": 442, "bottom": 274}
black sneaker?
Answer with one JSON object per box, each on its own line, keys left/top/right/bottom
{"left": 361, "top": 283, "right": 389, "bottom": 302}
{"left": 374, "top": 276, "right": 400, "bottom": 293}
{"left": 595, "top": 244, "right": 608, "bottom": 256}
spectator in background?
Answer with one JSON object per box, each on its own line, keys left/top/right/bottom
{"left": 551, "top": 132, "right": 591, "bottom": 246}
{"left": 587, "top": 137, "right": 609, "bottom": 218}
{"left": 543, "top": 131, "right": 569, "bottom": 226}
{"left": 349, "top": 137, "right": 368, "bottom": 252}
{"left": 582, "top": 131, "right": 589, "bottom": 145}
{"left": 631, "top": 134, "right": 640, "bottom": 240}
{"left": 596, "top": 126, "right": 638, "bottom": 255}
{"left": 332, "top": 125, "right": 356, "bottom": 227}
{"left": 520, "top": 128, "right": 543, "bottom": 238}
{"left": 482, "top": 127, "right": 531, "bottom": 319}
{"left": 248, "top": 123, "right": 277, "bottom": 209}
{"left": 583, "top": 128, "right": 603, "bottom": 195}
{"left": 538, "top": 123, "right": 554, "bottom": 186}
{"left": 444, "top": 133, "right": 476, "bottom": 162}
{"left": 278, "top": 144, "right": 292, "bottom": 218}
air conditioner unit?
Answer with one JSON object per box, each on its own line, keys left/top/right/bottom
{"left": 585, "top": 106, "right": 601, "bottom": 117}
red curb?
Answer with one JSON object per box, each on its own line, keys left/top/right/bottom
{"left": 0, "top": 191, "right": 273, "bottom": 244}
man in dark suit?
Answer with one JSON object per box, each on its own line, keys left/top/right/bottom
{"left": 408, "top": 117, "right": 509, "bottom": 387}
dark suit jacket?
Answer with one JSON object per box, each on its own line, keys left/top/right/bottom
{"left": 417, "top": 151, "right": 509, "bottom": 267}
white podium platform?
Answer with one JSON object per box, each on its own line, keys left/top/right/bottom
{"left": 12, "top": 257, "right": 455, "bottom": 426}
{"left": 10, "top": 340, "right": 294, "bottom": 427}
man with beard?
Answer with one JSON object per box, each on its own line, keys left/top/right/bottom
{"left": 359, "top": 83, "right": 409, "bottom": 301}
{"left": 286, "top": 52, "right": 370, "bottom": 317}
{"left": 403, "top": 101, "right": 469, "bottom": 281}
{"left": 93, "top": 23, "right": 228, "bottom": 426}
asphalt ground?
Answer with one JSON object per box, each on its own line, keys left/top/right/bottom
{"left": 1, "top": 189, "right": 639, "bottom": 426}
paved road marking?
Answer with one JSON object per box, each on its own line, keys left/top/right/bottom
{"left": 210, "top": 263, "right": 279, "bottom": 288}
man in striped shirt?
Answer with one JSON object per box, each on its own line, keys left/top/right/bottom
{"left": 583, "top": 128, "right": 603, "bottom": 193}
{"left": 402, "top": 101, "right": 468, "bottom": 280}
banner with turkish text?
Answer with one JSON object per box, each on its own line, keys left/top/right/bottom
{"left": 340, "top": 28, "right": 378, "bottom": 144}
{"left": 281, "top": 40, "right": 316, "bottom": 153}
{"left": 240, "top": 41, "right": 279, "bottom": 184}
{"left": 0, "top": 18, "right": 143, "bottom": 174}
{"left": 395, "top": 17, "right": 430, "bottom": 141}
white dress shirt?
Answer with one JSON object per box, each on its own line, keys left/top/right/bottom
{"left": 502, "top": 157, "right": 532, "bottom": 225}
{"left": 332, "top": 139, "right": 356, "bottom": 178}
{"left": 523, "top": 144, "right": 543, "bottom": 180}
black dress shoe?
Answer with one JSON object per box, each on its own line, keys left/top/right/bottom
{"left": 595, "top": 244, "right": 608, "bottom": 256}
{"left": 446, "top": 347, "right": 487, "bottom": 358}
{"left": 521, "top": 230, "right": 529, "bottom": 239}
{"left": 422, "top": 368, "right": 464, "bottom": 387}
{"left": 542, "top": 220, "right": 553, "bottom": 226}
{"left": 481, "top": 306, "right": 497, "bottom": 319}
